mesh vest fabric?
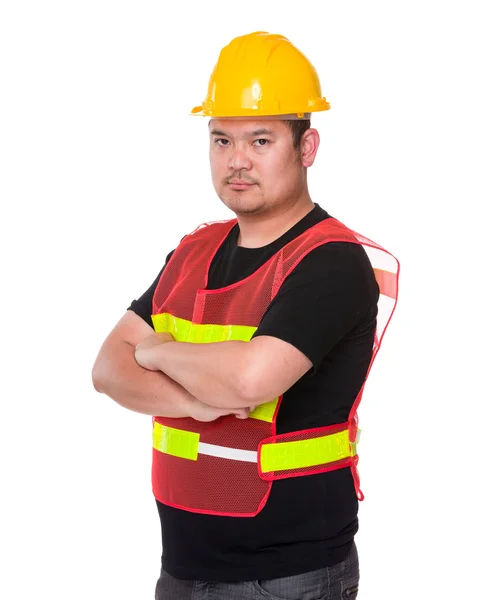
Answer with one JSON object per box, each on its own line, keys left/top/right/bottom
{"left": 151, "top": 217, "right": 399, "bottom": 516}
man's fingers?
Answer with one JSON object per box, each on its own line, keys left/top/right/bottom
{"left": 234, "top": 408, "right": 251, "bottom": 419}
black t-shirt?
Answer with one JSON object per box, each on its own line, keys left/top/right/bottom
{"left": 128, "top": 204, "right": 379, "bottom": 581}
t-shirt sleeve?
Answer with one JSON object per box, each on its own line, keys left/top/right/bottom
{"left": 252, "top": 242, "right": 379, "bottom": 373}
{"left": 127, "top": 249, "right": 175, "bottom": 327}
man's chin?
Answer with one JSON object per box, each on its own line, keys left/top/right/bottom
{"left": 220, "top": 195, "right": 265, "bottom": 215}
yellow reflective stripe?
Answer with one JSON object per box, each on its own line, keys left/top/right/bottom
{"left": 249, "top": 398, "right": 279, "bottom": 423}
{"left": 260, "top": 429, "right": 354, "bottom": 473}
{"left": 152, "top": 313, "right": 256, "bottom": 343}
{"left": 153, "top": 422, "right": 199, "bottom": 461}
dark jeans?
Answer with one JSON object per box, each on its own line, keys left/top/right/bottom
{"left": 155, "top": 541, "right": 359, "bottom": 599}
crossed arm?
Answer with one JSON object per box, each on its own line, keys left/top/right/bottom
{"left": 92, "top": 310, "right": 312, "bottom": 420}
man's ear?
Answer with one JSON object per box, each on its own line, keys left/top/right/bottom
{"left": 300, "top": 128, "right": 320, "bottom": 167}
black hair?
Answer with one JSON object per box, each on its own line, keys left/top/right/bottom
{"left": 283, "top": 119, "right": 311, "bottom": 150}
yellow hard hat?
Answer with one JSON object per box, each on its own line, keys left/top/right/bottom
{"left": 191, "top": 31, "right": 330, "bottom": 119}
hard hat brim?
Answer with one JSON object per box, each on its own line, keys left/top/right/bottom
{"left": 190, "top": 105, "right": 330, "bottom": 119}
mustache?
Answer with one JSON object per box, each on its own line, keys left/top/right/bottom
{"left": 223, "top": 173, "right": 258, "bottom": 185}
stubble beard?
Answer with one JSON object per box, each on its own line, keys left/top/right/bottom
{"left": 220, "top": 186, "right": 268, "bottom": 216}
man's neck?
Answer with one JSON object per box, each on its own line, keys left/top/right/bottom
{"left": 236, "top": 199, "right": 315, "bottom": 249}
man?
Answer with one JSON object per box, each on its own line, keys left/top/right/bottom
{"left": 92, "top": 31, "right": 399, "bottom": 600}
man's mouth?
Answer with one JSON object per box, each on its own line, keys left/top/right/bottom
{"left": 228, "top": 179, "right": 256, "bottom": 190}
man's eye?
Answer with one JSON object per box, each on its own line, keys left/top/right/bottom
{"left": 214, "top": 138, "right": 230, "bottom": 146}
{"left": 254, "top": 139, "right": 269, "bottom": 147}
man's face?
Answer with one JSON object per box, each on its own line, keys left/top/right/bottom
{"left": 209, "top": 119, "right": 306, "bottom": 216}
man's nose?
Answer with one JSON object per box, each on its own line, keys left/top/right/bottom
{"left": 228, "top": 147, "right": 252, "bottom": 171}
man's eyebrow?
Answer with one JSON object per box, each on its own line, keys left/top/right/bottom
{"left": 250, "top": 128, "right": 274, "bottom": 137}
{"left": 209, "top": 128, "right": 276, "bottom": 137}
{"left": 210, "top": 129, "right": 229, "bottom": 137}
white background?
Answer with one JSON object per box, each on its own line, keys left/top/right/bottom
{"left": 1, "top": 1, "right": 493, "bottom": 598}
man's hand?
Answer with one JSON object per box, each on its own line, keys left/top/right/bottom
{"left": 135, "top": 332, "right": 174, "bottom": 371}
{"left": 188, "top": 399, "right": 252, "bottom": 422}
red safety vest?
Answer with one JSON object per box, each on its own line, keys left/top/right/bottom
{"left": 151, "top": 217, "right": 399, "bottom": 517}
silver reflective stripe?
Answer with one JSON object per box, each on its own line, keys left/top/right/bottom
{"left": 198, "top": 442, "right": 257, "bottom": 463}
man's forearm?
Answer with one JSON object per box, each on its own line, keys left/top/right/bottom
{"left": 135, "top": 339, "right": 265, "bottom": 409}
{"left": 92, "top": 340, "right": 196, "bottom": 417}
